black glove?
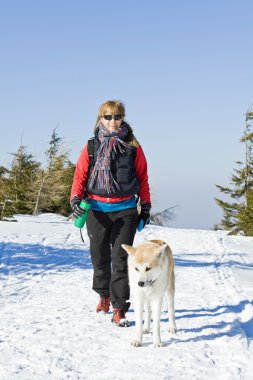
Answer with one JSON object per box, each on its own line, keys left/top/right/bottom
{"left": 138, "top": 203, "right": 151, "bottom": 229}
{"left": 70, "top": 196, "right": 85, "bottom": 218}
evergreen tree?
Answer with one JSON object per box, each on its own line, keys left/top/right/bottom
{"left": 215, "top": 111, "right": 253, "bottom": 235}
{"left": 1, "top": 129, "right": 75, "bottom": 218}
{"left": 7, "top": 145, "right": 41, "bottom": 215}
{"left": 32, "top": 128, "right": 75, "bottom": 216}
{"left": 0, "top": 166, "right": 15, "bottom": 220}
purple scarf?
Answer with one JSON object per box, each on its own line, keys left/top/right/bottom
{"left": 88, "top": 122, "right": 131, "bottom": 193}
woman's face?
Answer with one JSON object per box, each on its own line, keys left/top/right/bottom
{"left": 100, "top": 111, "right": 123, "bottom": 132}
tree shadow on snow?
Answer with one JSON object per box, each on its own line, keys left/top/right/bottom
{"left": 162, "top": 299, "right": 253, "bottom": 345}
{"left": 0, "top": 242, "right": 92, "bottom": 275}
{"left": 174, "top": 255, "right": 253, "bottom": 270}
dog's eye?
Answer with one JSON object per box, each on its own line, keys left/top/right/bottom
{"left": 135, "top": 267, "right": 139, "bottom": 271}
{"left": 146, "top": 267, "right": 151, "bottom": 272}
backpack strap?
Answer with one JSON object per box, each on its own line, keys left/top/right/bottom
{"left": 87, "top": 137, "right": 95, "bottom": 159}
{"left": 87, "top": 137, "right": 96, "bottom": 182}
{"left": 132, "top": 146, "right": 137, "bottom": 160}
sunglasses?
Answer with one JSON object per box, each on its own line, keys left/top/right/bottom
{"left": 103, "top": 114, "right": 122, "bottom": 121}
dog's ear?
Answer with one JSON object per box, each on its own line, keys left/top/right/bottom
{"left": 156, "top": 243, "right": 167, "bottom": 258}
{"left": 121, "top": 244, "right": 135, "bottom": 255}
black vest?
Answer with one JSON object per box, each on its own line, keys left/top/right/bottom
{"left": 86, "top": 131, "right": 140, "bottom": 198}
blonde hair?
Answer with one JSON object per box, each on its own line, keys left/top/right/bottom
{"left": 94, "top": 100, "right": 139, "bottom": 148}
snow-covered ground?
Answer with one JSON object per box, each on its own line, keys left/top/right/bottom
{"left": 0, "top": 214, "right": 252, "bottom": 380}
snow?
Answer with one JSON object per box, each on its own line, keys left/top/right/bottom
{"left": 0, "top": 214, "right": 253, "bottom": 380}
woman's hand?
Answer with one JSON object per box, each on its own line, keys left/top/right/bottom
{"left": 70, "top": 196, "right": 85, "bottom": 218}
{"left": 137, "top": 203, "right": 151, "bottom": 229}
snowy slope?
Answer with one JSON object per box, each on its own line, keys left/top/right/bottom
{"left": 0, "top": 214, "right": 252, "bottom": 380}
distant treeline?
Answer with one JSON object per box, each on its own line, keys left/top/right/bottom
{"left": 215, "top": 111, "right": 253, "bottom": 236}
{"left": 0, "top": 129, "right": 75, "bottom": 220}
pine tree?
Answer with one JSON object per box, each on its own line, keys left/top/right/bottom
{"left": 237, "top": 112, "right": 253, "bottom": 235}
{"left": 1, "top": 129, "right": 75, "bottom": 218}
{"left": 32, "top": 128, "right": 60, "bottom": 214}
{"left": 6, "top": 145, "right": 41, "bottom": 215}
{"left": 215, "top": 111, "right": 253, "bottom": 235}
{"left": 0, "top": 166, "right": 15, "bottom": 220}
{"left": 55, "top": 158, "right": 75, "bottom": 216}
{"left": 32, "top": 128, "right": 75, "bottom": 216}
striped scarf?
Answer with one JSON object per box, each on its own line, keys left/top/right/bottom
{"left": 88, "top": 122, "right": 131, "bottom": 193}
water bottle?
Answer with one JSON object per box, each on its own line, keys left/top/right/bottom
{"left": 74, "top": 199, "right": 91, "bottom": 228}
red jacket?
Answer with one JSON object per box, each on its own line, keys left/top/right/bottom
{"left": 71, "top": 144, "right": 151, "bottom": 204}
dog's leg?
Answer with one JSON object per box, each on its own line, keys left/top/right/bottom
{"left": 151, "top": 297, "right": 163, "bottom": 347}
{"left": 143, "top": 300, "right": 151, "bottom": 334}
{"left": 131, "top": 295, "right": 144, "bottom": 347}
{"left": 165, "top": 286, "right": 177, "bottom": 333}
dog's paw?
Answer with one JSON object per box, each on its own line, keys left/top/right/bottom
{"left": 131, "top": 340, "right": 142, "bottom": 347}
{"left": 143, "top": 327, "right": 150, "bottom": 334}
{"left": 168, "top": 325, "right": 177, "bottom": 334}
{"left": 153, "top": 341, "right": 163, "bottom": 348}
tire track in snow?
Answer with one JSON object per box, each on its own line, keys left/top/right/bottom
{"left": 212, "top": 234, "right": 253, "bottom": 336}
{"left": 200, "top": 231, "right": 253, "bottom": 378}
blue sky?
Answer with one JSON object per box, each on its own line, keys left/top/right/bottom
{"left": 0, "top": 0, "right": 252, "bottom": 229}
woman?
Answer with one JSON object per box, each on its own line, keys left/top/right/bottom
{"left": 70, "top": 100, "right": 151, "bottom": 327}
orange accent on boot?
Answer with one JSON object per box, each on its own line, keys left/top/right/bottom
{"left": 112, "top": 308, "right": 130, "bottom": 327}
{"left": 96, "top": 297, "right": 110, "bottom": 313}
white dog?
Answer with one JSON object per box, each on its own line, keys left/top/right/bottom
{"left": 122, "top": 240, "right": 176, "bottom": 347}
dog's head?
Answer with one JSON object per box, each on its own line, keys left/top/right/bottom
{"left": 122, "top": 240, "right": 168, "bottom": 287}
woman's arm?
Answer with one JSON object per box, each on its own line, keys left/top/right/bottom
{"left": 70, "top": 145, "right": 90, "bottom": 199}
{"left": 134, "top": 145, "right": 151, "bottom": 205}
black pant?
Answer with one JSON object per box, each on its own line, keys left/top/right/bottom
{"left": 86, "top": 207, "right": 138, "bottom": 311}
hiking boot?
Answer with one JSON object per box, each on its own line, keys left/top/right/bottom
{"left": 111, "top": 308, "right": 130, "bottom": 327}
{"left": 96, "top": 296, "right": 110, "bottom": 314}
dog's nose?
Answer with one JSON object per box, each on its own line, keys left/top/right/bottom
{"left": 138, "top": 281, "right": 145, "bottom": 287}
